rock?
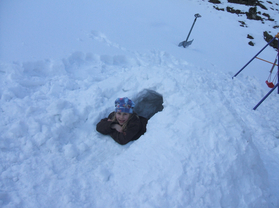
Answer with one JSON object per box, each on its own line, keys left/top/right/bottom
{"left": 247, "top": 34, "right": 254, "bottom": 39}
{"left": 227, "top": 0, "right": 257, "bottom": 6}
{"left": 263, "top": 31, "right": 278, "bottom": 50}
{"left": 239, "top": 21, "right": 247, "bottom": 27}
{"left": 246, "top": 7, "right": 263, "bottom": 21}
{"left": 248, "top": 41, "right": 255, "bottom": 46}
{"left": 227, "top": 6, "right": 245, "bottom": 15}
{"left": 214, "top": 6, "right": 225, "bottom": 11}
{"left": 208, "top": 0, "right": 221, "bottom": 3}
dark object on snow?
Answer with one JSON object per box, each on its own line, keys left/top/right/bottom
{"left": 247, "top": 34, "right": 254, "bottom": 39}
{"left": 226, "top": 7, "right": 244, "bottom": 15}
{"left": 213, "top": 6, "right": 224, "bottom": 11}
{"left": 239, "top": 21, "right": 247, "bottom": 27}
{"left": 227, "top": 0, "right": 257, "bottom": 6}
{"left": 246, "top": 7, "right": 262, "bottom": 21}
{"left": 264, "top": 31, "right": 278, "bottom": 50}
{"left": 247, "top": 34, "right": 255, "bottom": 46}
{"left": 208, "top": 0, "right": 221, "bottom": 4}
{"left": 178, "top": 13, "right": 201, "bottom": 48}
{"left": 248, "top": 41, "right": 255, "bottom": 46}
{"left": 133, "top": 89, "right": 163, "bottom": 120}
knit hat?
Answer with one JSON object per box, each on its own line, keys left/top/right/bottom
{"left": 115, "top": 97, "right": 135, "bottom": 114}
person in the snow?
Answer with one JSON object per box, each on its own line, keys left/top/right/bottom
{"left": 96, "top": 97, "right": 148, "bottom": 145}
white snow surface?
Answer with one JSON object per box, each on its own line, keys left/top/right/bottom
{"left": 1, "top": 0, "right": 279, "bottom": 207}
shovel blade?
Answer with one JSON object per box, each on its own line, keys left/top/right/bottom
{"left": 178, "top": 39, "right": 194, "bottom": 48}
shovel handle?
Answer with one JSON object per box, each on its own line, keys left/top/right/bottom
{"left": 185, "top": 13, "right": 201, "bottom": 43}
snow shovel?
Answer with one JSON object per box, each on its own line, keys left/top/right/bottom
{"left": 179, "top": 13, "right": 201, "bottom": 48}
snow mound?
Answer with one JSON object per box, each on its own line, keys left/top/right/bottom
{"left": 1, "top": 49, "right": 276, "bottom": 207}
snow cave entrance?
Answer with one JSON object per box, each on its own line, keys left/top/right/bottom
{"left": 133, "top": 89, "right": 164, "bottom": 120}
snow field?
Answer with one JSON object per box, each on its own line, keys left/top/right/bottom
{"left": 1, "top": 0, "right": 279, "bottom": 207}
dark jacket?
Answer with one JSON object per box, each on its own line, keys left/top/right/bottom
{"left": 96, "top": 112, "right": 148, "bottom": 145}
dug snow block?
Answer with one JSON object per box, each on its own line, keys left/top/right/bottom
{"left": 133, "top": 89, "right": 163, "bottom": 120}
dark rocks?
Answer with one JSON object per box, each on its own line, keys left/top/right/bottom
{"left": 209, "top": 0, "right": 278, "bottom": 49}
{"left": 208, "top": 0, "right": 221, "bottom": 3}
{"left": 248, "top": 41, "right": 255, "bottom": 46}
{"left": 227, "top": 0, "right": 257, "bottom": 6}
{"left": 246, "top": 7, "right": 263, "bottom": 21}
{"left": 263, "top": 31, "right": 278, "bottom": 50}
{"left": 257, "top": 2, "right": 268, "bottom": 10}
{"left": 239, "top": 21, "right": 248, "bottom": 27}
{"left": 247, "top": 34, "right": 254, "bottom": 39}
{"left": 227, "top": 7, "right": 245, "bottom": 15}
{"left": 247, "top": 34, "right": 255, "bottom": 46}
{"left": 262, "top": 13, "right": 274, "bottom": 21}
{"left": 212, "top": 0, "right": 272, "bottom": 22}
{"left": 214, "top": 6, "right": 225, "bottom": 11}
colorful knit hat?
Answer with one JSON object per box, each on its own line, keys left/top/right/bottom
{"left": 115, "top": 97, "right": 135, "bottom": 114}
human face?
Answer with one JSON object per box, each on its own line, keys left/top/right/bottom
{"left": 115, "top": 112, "right": 130, "bottom": 125}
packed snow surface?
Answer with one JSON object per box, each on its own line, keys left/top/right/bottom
{"left": 1, "top": 0, "right": 279, "bottom": 207}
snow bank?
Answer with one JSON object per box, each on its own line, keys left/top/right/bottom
{"left": 0, "top": 49, "right": 274, "bottom": 207}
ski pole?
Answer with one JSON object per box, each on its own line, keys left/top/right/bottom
{"left": 253, "top": 83, "right": 278, "bottom": 110}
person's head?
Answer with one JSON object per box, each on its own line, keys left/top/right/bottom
{"left": 114, "top": 97, "right": 135, "bottom": 125}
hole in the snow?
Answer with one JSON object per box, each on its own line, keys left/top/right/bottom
{"left": 133, "top": 89, "right": 164, "bottom": 120}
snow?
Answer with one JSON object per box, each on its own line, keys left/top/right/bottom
{"left": 1, "top": 0, "right": 279, "bottom": 207}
